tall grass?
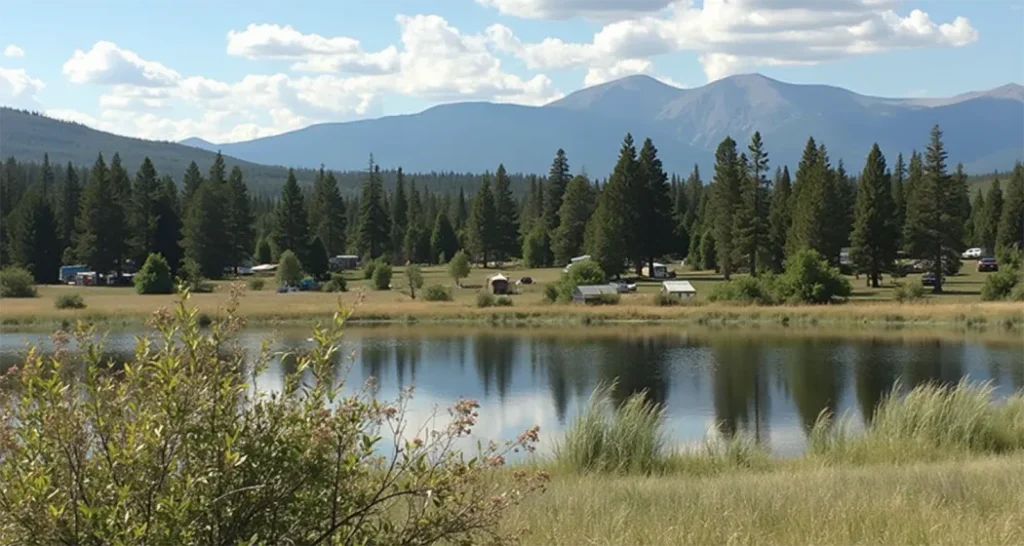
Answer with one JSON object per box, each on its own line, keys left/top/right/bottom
{"left": 555, "top": 382, "right": 666, "bottom": 474}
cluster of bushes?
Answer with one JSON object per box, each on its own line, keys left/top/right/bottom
{"left": 321, "top": 273, "right": 348, "bottom": 293}
{"left": 423, "top": 284, "right": 453, "bottom": 301}
{"left": 53, "top": 293, "right": 86, "bottom": 310}
{"left": 584, "top": 293, "right": 620, "bottom": 306}
{"left": 544, "top": 260, "right": 610, "bottom": 304}
{"left": 708, "top": 249, "right": 851, "bottom": 305}
{"left": 476, "top": 292, "right": 513, "bottom": 308}
{"left": 981, "top": 251, "right": 1023, "bottom": 302}
{"left": 893, "top": 279, "right": 926, "bottom": 302}
{"left": 361, "top": 258, "right": 393, "bottom": 290}
{"left": 247, "top": 278, "right": 266, "bottom": 291}
{"left": 0, "top": 267, "right": 37, "bottom": 298}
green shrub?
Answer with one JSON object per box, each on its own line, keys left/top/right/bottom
{"left": 423, "top": 284, "right": 453, "bottom": 302}
{"left": 981, "top": 268, "right": 1021, "bottom": 301}
{"left": 495, "top": 296, "right": 513, "bottom": 307}
{"left": 134, "top": 253, "right": 176, "bottom": 295}
{"left": 893, "top": 279, "right": 926, "bottom": 303}
{"left": 321, "top": 273, "right": 348, "bottom": 293}
{"left": 775, "top": 249, "right": 851, "bottom": 304}
{"left": 54, "top": 293, "right": 86, "bottom": 310}
{"left": 557, "top": 260, "right": 606, "bottom": 302}
{"left": 708, "top": 275, "right": 777, "bottom": 305}
{"left": 476, "top": 292, "right": 495, "bottom": 308}
{"left": 447, "top": 250, "right": 471, "bottom": 287}
{"left": 585, "top": 293, "right": 620, "bottom": 306}
{"left": 405, "top": 264, "right": 424, "bottom": 299}
{"left": 247, "top": 278, "right": 266, "bottom": 291}
{"left": 362, "top": 258, "right": 378, "bottom": 280}
{"left": 652, "top": 292, "right": 680, "bottom": 306}
{"left": 0, "top": 267, "right": 37, "bottom": 298}
{"left": 0, "top": 291, "right": 545, "bottom": 545}
{"left": 276, "top": 250, "right": 303, "bottom": 287}
{"left": 543, "top": 283, "right": 559, "bottom": 303}
{"left": 372, "top": 261, "right": 393, "bottom": 290}
{"left": 1011, "top": 281, "right": 1024, "bottom": 302}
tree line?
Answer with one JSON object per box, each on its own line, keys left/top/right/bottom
{"left": 1, "top": 124, "right": 1022, "bottom": 294}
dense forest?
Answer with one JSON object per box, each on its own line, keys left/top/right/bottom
{"left": 1, "top": 125, "right": 1022, "bottom": 294}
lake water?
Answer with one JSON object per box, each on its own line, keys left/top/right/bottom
{"left": 1, "top": 326, "right": 1021, "bottom": 456}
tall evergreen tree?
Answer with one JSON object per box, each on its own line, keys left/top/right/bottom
{"left": 492, "top": 164, "right": 520, "bottom": 262}
{"left": 128, "top": 157, "right": 161, "bottom": 265}
{"left": 181, "top": 161, "right": 204, "bottom": 206}
{"left": 904, "top": 125, "right": 964, "bottom": 293}
{"left": 767, "top": 166, "right": 792, "bottom": 273}
{"left": 308, "top": 165, "right": 346, "bottom": 257}
{"left": 996, "top": 163, "right": 1024, "bottom": 256}
{"left": 403, "top": 179, "right": 431, "bottom": 263}
{"left": 544, "top": 149, "right": 571, "bottom": 231}
{"left": 274, "top": 169, "right": 311, "bottom": 260}
{"left": 552, "top": 174, "right": 597, "bottom": 265}
{"left": 891, "top": 153, "right": 907, "bottom": 245}
{"left": 979, "top": 179, "right": 1003, "bottom": 253}
{"left": 430, "top": 211, "right": 459, "bottom": 264}
{"left": 850, "top": 143, "right": 897, "bottom": 287}
{"left": 711, "top": 136, "right": 741, "bottom": 279}
{"left": 389, "top": 168, "right": 409, "bottom": 262}
{"left": 585, "top": 135, "right": 637, "bottom": 277}
{"left": 107, "top": 153, "right": 131, "bottom": 272}
{"left": 40, "top": 153, "right": 55, "bottom": 196}
{"left": 225, "top": 166, "right": 256, "bottom": 271}
{"left": 833, "top": 158, "right": 857, "bottom": 253}
{"left": 787, "top": 137, "right": 829, "bottom": 258}
{"left": 153, "top": 175, "right": 182, "bottom": 274}
{"left": 9, "top": 188, "right": 60, "bottom": 283}
{"left": 467, "top": 174, "right": 498, "bottom": 266}
{"left": 637, "top": 137, "right": 674, "bottom": 275}
{"left": 181, "top": 181, "right": 228, "bottom": 278}
{"left": 902, "top": 151, "right": 924, "bottom": 250}
{"left": 356, "top": 158, "right": 390, "bottom": 260}
{"left": 76, "top": 154, "right": 123, "bottom": 274}
{"left": 55, "top": 162, "right": 81, "bottom": 256}
{"left": 733, "top": 132, "right": 771, "bottom": 275}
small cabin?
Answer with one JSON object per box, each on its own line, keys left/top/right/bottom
{"left": 661, "top": 280, "right": 697, "bottom": 300}
{"left": 572, "top": 284, "right": 619, "bottom": 304}
{"left": 488, "top": 273, "right": 510, "bottom": 295}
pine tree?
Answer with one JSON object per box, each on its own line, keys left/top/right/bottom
{"left": 225, "top": 166, "right": 256, "bottom": 271}
{"left": 255, "top": 237, "right": 273, "bottom": 265}
{"left": 403, "top": 179, "right": 431, "bottom": 263}
{"left": 467, "top": 174, "right": 498, "bottom": 266}
{"left": 55, "top": 162, "right": 80, "bottom": 256}
{"left": 208, "top": 151, "right": 227, "bottom": 186}
{"left": 850, "top": 143, "right": 897, "bottom": 287}
{"left": 306, "top": 236, "right": 329, "bottom": 279}
{"left": 129, "top": 157, "right": 161, "bottom": 264}
{"left": 767, "top": 166, "right": 791, "bottom": 273}
{"left": 584, "top": 190, "right": 626, "bottom": 279}
{"left": 389, "top": 168, "right": 409, "bottom": 262}
{"left": 76, "top": 154, "right": 122, "bottom": 274}
{"left": 637, "top": 138, "right": 674, "bottom": 275}
{"left": 787, "top": 137, "right": 829, "bottom": 258}
{"left": 544, "top": 149, "right": 571, "bottom": 231}
{"left": 980, "top": 179, "right": 1003, "bottom": 253}
{"left": 430, "top": 211, "right": 459, "bottom": 264}
{"left": 711, "top": 136, "right": 741, "bottom": 279}
{"left": 274, "top": 169, "right": 310, "bottom": 260}
{"left": 967, "top": 189, "right": 983, "bottom": 247}
{"left": 153, "top": 175, "right": 182, "bottom": 274}
{"left": 552, "top": 174, "right": 596, "bottom": 265}
{"left": 492, "top": 164, "right": 520, "bottom": 262}
{"left": 307, "top": 165, "right": 346, "bottom": 257}
{"left": 833, "top": 158, "right": 857, "bottom": 255}
{"left": 904, "top": 125, "right": 963, "bottom": 293}
{"left": 181, "top": 161, "right": 204, "bottom": 206}
{"left": 9, "top": 188, "right": 60, "bottom": 283}
{"left": 182, "top": 181, "right": 228, "bottom": 279}
{"left": 891, "top": 153, "right": 907, "bottom": 245}
{"left": 356, "top": 158, "right": 391, "bottom": 260}
{"left": 996, "top": 163, "right": 1024, "bottom": 256}
{"left": 39, "top": 153, "right": 55, "bottom": 196}
{"left": 902, "top": 151, "right": 924, "bottom": 250}
{"left": 108, "top": 153, "right": 131, "bottom": 272}
{"left": 733, "top": 132, "right": 771, "bottom": 275}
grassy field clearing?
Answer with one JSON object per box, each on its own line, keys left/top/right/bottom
{"left": 2, "top": 261, "right": 1020, "bottom": 331}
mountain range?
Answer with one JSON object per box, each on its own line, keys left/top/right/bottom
{"left": 178, "top": 73, "right": 1024, "bottom": 176}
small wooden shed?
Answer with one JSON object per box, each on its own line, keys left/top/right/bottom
{"left": 661, "top": 280, "right": 697, "bottom": 300}
{"left": 572, "top": 284, "right": 619, "bottom": 304}
{"left": 488, "top": 273, "right": 510, "bottom": 295}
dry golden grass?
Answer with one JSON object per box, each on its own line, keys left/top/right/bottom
{"left": 505, "top": 456, "right": 1024, "bottom": 546}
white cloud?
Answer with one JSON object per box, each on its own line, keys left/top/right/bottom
{"left": 226, "top": 23, "right": 400, "bottom": 75}
{"left": 63, "top": 41, "right": 181, "bottom": 87}
{"left": 0, "top": 66, "right": 44, "bottom": 108}
{"left": 476, "top": 0, "right": 675, "bottom": 20}
{"left": 490, "top": 0, "right": 979, "bottom": 82}
{"left": 3, "top": 45, "right": 25, "bottom": 58}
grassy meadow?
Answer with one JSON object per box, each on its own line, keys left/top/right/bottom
{"left": 2, "top": 259, "right": 1021, "bottom": 331}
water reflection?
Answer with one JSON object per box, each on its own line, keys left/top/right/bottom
{"left": 1, "top": 327, "right": 1021, "bottom": 455}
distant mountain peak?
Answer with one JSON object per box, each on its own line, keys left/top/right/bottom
{"left": 179, "top": 136, "right": 219, "bottom": 152}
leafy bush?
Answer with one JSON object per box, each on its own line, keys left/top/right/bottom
{"left": 708, "top": 275, "right": 778, "bottom": 305}
{"left": 476, "top": 292, "right": 495, "bottom": 308}
{"left": 652, "top": 292, "right": 680, "bottom": 306}
{"left": 362, "top": 258, "right": 378, "bottom": 280}
{"left": 321, "top": 273, "right": 348, "bottom": 293}
{"left": 276, "top": 250, "right": 303, "bottom": 287}
{"left": 775, "top": 249, "right": 851, "bottom": 304}
{"left": 1011, "top": 281, "right": 1024, "bottom": 302}
{"left": 0, "top": 291, "right": 546, "bottom": 545}
{"left": 0, "top": 267, "right": 37, "bottom": 298}
{"left": 981, "top": 268, "right": 1021, "bottom": 301}
{"left": 178, "top": 258, "right": 214, "bottom": 293}
{"left": 495, "top": 296, "right": 513, "bottom": 307}
{"left": 405, "top": 264, "right": 424, "bottom": 299}
{"left": 54, "top": 293, "right": 86, "bottom": 309}
{"left": 372, "top": 260, "right": 393, "bottom": 290}
{"left": 247, "top": 278, "right": 266, "bottom": 291}
{"left": 585, "top": 293, "right": 620, "bottom": 306}
{"left": 134, "top": 253, "right": 175, "bottom": 295}
{"left": 893, "top": 279, "right": 926, "bottom": 303}
{"left": 557, "top": 260, "right": 606, "bottom": 302}
{"left": 423, "top": 284, "right": 453, "bottom": 302}
{"left": 447, "top": 250, "right": 471, "bottom": 287}
{"left": 543, "top": 283, "right": 559, "bottom": 303}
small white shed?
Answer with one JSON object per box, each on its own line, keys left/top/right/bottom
{"left": 661, "top": 280, "right": 697, "bottom": 300}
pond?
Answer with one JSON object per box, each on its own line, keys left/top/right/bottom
{"left": 1, "top": 325, "right": 1021, "bottom": 456}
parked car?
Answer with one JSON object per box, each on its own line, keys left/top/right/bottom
{"left": 612, "top": 280, "right": 638, "bottom": 293}
{"left": 518, "top": 276, "right": 534, "bottom": 285}
{"left": 921, "top": 272, "right": 937, "bottom": 287}
{"left": 977, "top": 257, "right": 999, "bottom": 272}
{"left": 962, "top": 247, "right": 983, "bottom": 259}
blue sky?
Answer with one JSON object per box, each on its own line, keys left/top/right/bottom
{"left": 1, "top": 0, "right": 1021, "bottom": 143}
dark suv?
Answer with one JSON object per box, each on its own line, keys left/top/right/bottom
{"left": 977, "top": 258, "right": 999, "bottom": 273}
